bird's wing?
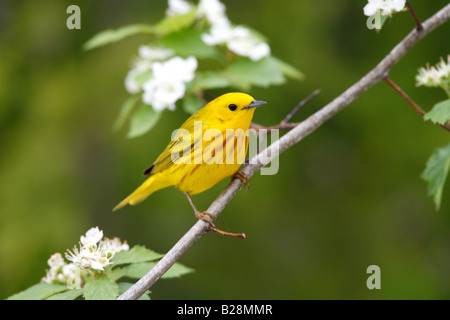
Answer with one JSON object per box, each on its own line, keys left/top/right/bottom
{"left": 143, "top": 114, "right": 204, "bottom": 176}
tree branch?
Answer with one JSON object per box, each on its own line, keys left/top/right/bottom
{"left": 117, "top": 4, "right": 450, "bottom": 300}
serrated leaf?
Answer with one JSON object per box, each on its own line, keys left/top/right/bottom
{"left": 112, "top": 245, "right": 163, "bottom": 265}
{"left": 118, "top": 282, "right": 151, "bottom": 300}
{"left": 190, "top": 71, "right": 230, "bottom": 91}
{"left": 421, "top": 143, "right": 450, "bottom": 210}
{"left": 83, "top": 24, "right": 155, "bottom": 51}
{"left": 162, "top": 262, "right": 195, "bottom": 279}
{"left": 224, "top": 57, "right": 286, "bottom": 90}
{"left": 156, "top": 10, "right": 197, "bottom": 35}
{"left": 161, "top": 28, "right": 218, "bottom": 58}
{"left": 127, "top": 105, "right": 162, "bottom": 138}
{"left": 424, "top": 99, "right": 450, "bottom": 125}
{"left": 123, "top": 262, "right": 156, "bottom": 279}
{"left": 46, "top": 289, "right": 84, "bottom": 300}
{"left": 113, "top": 95, "right": 141, "bottom": 132}
{"left": 83, "top": 277, "right": 119, "bottom": 300}
{"left": 107, "top": 265, "right": 131, "bottom": 281}
{"left": 123, "top": 261, "right": 193, "bottom": 280}
{"left": 7, "top": 283, "right": 68, "bottom": 300}
{"left": 271, "top": 56, "right": 304, "bottom": 81}
{"left": 183, "top": 95, "right": 204, "bottom": 114}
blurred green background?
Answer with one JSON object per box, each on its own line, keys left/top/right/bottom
{"left": 1, "top": 0, "right": 449, "bottom": 299}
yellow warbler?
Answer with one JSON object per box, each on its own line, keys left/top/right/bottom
{"left": 114, "top": 92, "right": 266, "bottom": 238}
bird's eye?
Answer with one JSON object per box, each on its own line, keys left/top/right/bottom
{"left": 228, "top": 104, "right": 237, "bottom": 111}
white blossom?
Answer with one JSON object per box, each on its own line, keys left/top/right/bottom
{"left": 125, "top": 69, "right": 145, "bottom": 94}
{"left": 364, "top": 0, "right": 406, "bottom": 17}
{"left": 125, "top": 46, "right": 175, "bottom": 94}
{"left": 202, "top": 23, "right": 270, "bottom": 61}
{"left": 143, "top": 79, "right": 186, "bottom": 112}
{"left": 42, "top": 227, "right": 130, "bottom": 287}
{"left": 226, "top": 26, "right": 270, "bottom": 61}
{"left": 47, "top": 252, "right": 65, "bottom": 269}
{"left": 80, "top": 226, "right": 103, "bottom": 248}
{"left": 142, "top": 56, "right": 198, "bottom": 111}
{"left": 41, "top": 253, "right": 65, "bottom": 284}
{"left": 152, "top": 56, "right": 198, "bottom": 83}
{"left": 416, "top": 56, "right": 450, "bottom": 88}
{"left": 166, "top": 0, "right": 195, "bottom": 16}
{"left": 201, "top": 19, "right": 233, "bottom": 46}
{"left": 436, "top": 56, "right": 450, "bottom": 80}
{"left": 198, "top": 0, "right": 228, "bottom": 26}
{"left": 101, "top": 237, "right": 130, "bottom": 254}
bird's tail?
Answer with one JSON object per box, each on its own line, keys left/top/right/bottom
{"left": 113, "top": 175, "right": 170, "bottom": 211}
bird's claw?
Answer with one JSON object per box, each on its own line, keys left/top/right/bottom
{"left": 233, "top": 171, "right": 250, "bottom": 191}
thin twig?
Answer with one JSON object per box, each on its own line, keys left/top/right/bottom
{"left": 406, "top": 0, "right": 424, "bottom": 31}
{"left": 117, "top": 4, "right": 450, "bottom": 300}
{"left": 250, "top": 89, "right": 320, "bottom": 133}
{"left": 384, "top": 76, "right": 450, "bottom": 132}
{"left": 250, "top": 121, "right": 299, "bottom": 132}
{"left": 384, "top": 76, "right": 426, "bottom": 116}
{"left": 282, "top": 89, "right": 321, "bottom": 123}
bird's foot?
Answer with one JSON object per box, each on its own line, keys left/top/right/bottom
{"left": 195, "top": 211, "right": 246, "bottom": 239}
{"left": 233, "top": 171, "right": 250, "bottom": 191}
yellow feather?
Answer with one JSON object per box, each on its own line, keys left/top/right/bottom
{"left": 114, "top": 92, "right": 265, "bottom": 211}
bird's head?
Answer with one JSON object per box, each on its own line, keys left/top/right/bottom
{"left": 202, "top": 92, "right": 266, "bottom": 129}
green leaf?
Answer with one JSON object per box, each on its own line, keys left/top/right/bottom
{"left": 7, "top": 283, "right": 68, "bottom": 300}
{"left": 83, "top": 24, "right": 154, "bottom": 51}
{"left": 118, "top": 282, "right": 151, "bottom": 300}
{"left": 162, "top": 262, "right": 195, "bottom": 279}
{"left": 83, "top": 277, "right": 119, "bottom": 300}
{"left": 127, "top": 105, "right": 162, "bottom": 138}
{"left": 122, "top": 262, "right": 156, "bottom": 279}
{"left": 123, "top": 261, "right": 194, "bottom": 279}
{"left": 424, "top": 99, "right": 450, "bottom": 125}
{"left": 113, "top": 95, "right": 141, "bottom": 132}
{"left": 183, "top": 95, "right": 204, "bottom": 114}
{"left": 224, "top": 57, "right": 286, "bottom": 90}
{"left": 107, "top": 265, "right": 131, "bottom": 281}
{"left": 190, "top": 71, "right": 230, "bottom": 91}
{"left": 112, "top": 245, "right": 163, "bottom": 265}
{"left": 421, "top": 143, "right": 450, "bottom": 210}
{"left": 271, "top": 56, "right": 304, "bottom": 81}
{"left": 46, "top": 289, "right": 84, "bottom": 300}
{"left": 155, "top": 10, "right": 197, "bottom": 35}
{"left": 161, "top": 28, "right": 219, "bottom": 58}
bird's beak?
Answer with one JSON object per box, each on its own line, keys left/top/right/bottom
{"left": 243, "top": 100, "right": 267, "bottom": 110}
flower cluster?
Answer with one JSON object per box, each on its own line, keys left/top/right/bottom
{"left": 125, "top": 0, "right": 271, "bottom": 113}
{"left": 41, "top": 252, "right": 87, "bottom": 286}
{"left": 167, "top": 0, "right": 271, "bottom": 61}
{"left": 416, "top": 55, "right": 450, "bottom": 88}
{"left": 125, "top": 46, "right": 197, "bottom": 112}
{"left": 199, "top": 0, "right": 270, "bottom": 61}
{"left": 125, "top": 46, "right": 174, "bottom": 94}
{"left": 142, "top": 56, "right": 198, "bottom": 112}
{"left": 41, "top": 227, "right": 129, "bottom": 287}
{"left": 363, "top": 0, "right": 406, "bottom": 17}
